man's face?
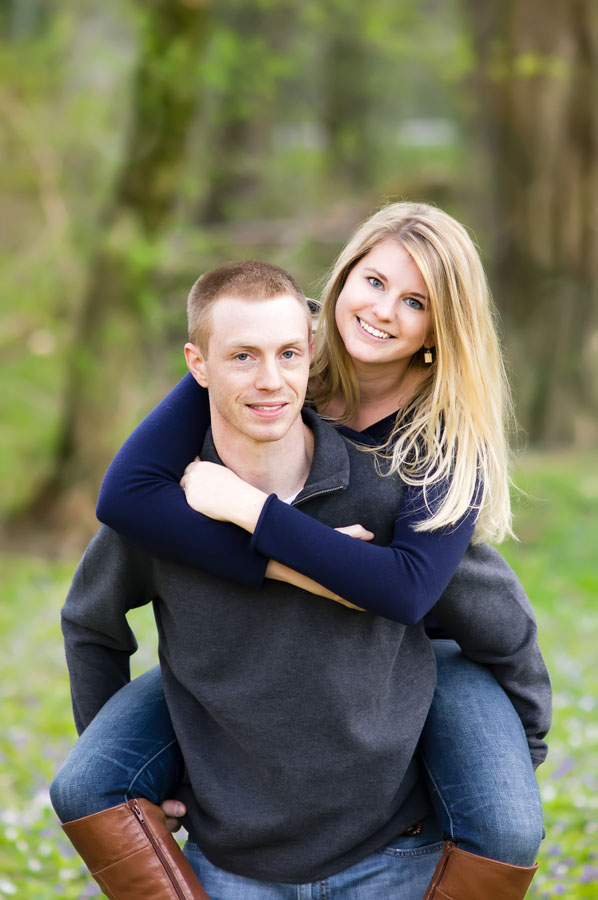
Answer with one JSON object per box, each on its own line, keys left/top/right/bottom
{"left": 186, "top": 295, "right": 312, "bottom": 446}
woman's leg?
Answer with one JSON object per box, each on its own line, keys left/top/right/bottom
{"left": 419, "top": 640, "right": 543, "bottom": 899}
{"left": 50, "top": 666, "right": 182, "bottom": 821}
{"left": 51, "top": 666, "right": 210, "bottom": 900}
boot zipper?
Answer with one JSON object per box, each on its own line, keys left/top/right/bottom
{"left": 431, "top": 842, "right": 453, "bottom": 892}
{"left": 131, "top": 799, "right": 187, "bottom": 900}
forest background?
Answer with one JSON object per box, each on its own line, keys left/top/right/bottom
{"left": 0, "top": 1, "right": 597, "bottom": 898}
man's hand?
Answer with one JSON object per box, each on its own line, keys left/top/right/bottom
{"left": 161, "top": 799, "right": 186, "bottom": 833}
{"left": 335, "top": 524, "right": 374, "bottom": 541}
{"left": 180, "top": 459, "right": 267, "bottom": 532}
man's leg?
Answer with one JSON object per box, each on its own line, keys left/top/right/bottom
{"left": 51, "top": 667, "right": 210, "bottom": 899}
{"left": 183, "top": 815, "right": 443, "bottom": 899}
{"left": 418, "top": 640, "right": 542, "bottom": 898}
{"left": 325, "top": 815, "right": 443, "bottom": 898}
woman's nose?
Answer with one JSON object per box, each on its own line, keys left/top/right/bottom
{"left": 371, "top": 294, "right": 396, "bottom": 321}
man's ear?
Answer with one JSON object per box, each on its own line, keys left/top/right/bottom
{"left": 184, "top": 342, "right": 209, "bottom": 388}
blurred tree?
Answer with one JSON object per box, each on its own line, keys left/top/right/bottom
{"left": 199, "top": 0, "right": 298, "bottom": 223}
{"left": 22, "top": 0, "right": 210, "bottom": 530}
{"left": 465, "top": 0, "right": 598, "bottom": 445}
{"left": 321, "top": 29, "right": 373, "bottom": 187}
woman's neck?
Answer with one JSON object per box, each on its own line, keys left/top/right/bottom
{"left": 323, "top": 359, "right": 426, "bottom": 432}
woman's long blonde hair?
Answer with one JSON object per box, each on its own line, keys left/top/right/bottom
{"left": 309, "top": 201, "right": 515, "bottom": 543}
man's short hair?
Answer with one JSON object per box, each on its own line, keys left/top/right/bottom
{"left": 187, "top": 260, "right": 310, "bottom": 353}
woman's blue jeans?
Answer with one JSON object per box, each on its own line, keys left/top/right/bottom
{"left": 419, "top": 640, "right": 543, "bottom": 866}
{"left": 51, "top": 640, "right": 543, "bottom": 878}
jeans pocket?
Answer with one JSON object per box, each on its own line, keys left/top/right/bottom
{"left": 381, "top": 839, "right": 444, "bottom": 859}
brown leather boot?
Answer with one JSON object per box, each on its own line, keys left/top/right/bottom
{"left": 423, "top": 841, "right": 538, "bottom": 900}
{"left": 62, "top": 798, "right": 211, "bottom": 899}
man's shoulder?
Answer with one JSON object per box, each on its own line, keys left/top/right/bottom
{"left": 79, "top": 524, "right": 153, "bottom": 574}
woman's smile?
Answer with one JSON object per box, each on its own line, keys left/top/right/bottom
{"left": 356, "top": 316, "right": 395, "bottom": 341}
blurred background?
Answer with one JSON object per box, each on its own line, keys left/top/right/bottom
{"left": 0, "top": 1, "right": 596, "bottom": 898}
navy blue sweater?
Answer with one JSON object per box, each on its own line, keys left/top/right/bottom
{"left": 97, "top": 373, "right": 477, "bottom": 625}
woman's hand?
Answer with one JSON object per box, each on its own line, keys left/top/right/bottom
{"left": 180, "top": 459, "right": 268, "bottom": 532}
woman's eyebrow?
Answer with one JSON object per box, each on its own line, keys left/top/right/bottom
{"left": 363, "top": 267, "right": 428, "bottom": 301}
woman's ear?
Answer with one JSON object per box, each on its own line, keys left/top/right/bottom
{"left": 184, "top": 342, "right": 209, "bottom": 388}
{"left": 424, "top": 324, "right": 435, "bottom": 350}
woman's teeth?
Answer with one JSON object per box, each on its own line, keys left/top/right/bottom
{"left": 358, "top": 318, "right": 392, "bottom": 339}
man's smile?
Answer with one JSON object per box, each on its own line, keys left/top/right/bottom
{"left": 246, "top": 402, "right": 289, "bottom": 417}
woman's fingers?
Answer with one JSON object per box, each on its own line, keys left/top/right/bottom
{"left": 180, "top": 456, "right": 201, "bottom": 489}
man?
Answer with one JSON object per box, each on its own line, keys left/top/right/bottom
{"left": 55, "top": 261, "right": 550, "bottom": 899}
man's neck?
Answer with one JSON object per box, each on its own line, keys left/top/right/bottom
{"left": 211, "top": 416, "right": 314, "bottom": 500}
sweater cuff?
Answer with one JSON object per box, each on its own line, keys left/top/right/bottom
{"left": 249, "top": 493, "right": 279, "bottom": 554}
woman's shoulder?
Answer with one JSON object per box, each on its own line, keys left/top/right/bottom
{"left": 335, "top": 411, "right": 398, "bottom": 446}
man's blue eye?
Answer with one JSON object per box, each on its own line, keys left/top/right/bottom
{"left": 236, "top": 353, "right": 249, "bottom": 361}
{"left": 281, "top": 350, "right": 295, "bottom": 359}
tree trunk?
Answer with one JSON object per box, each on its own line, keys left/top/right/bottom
{"left": 465, "top": 0, "right": 598, "bottom": 445}
{"left": 199, "top": 2, "right": 296, "bottom": 223}
{"left": 20, "top": 0, "right": 210, "bottom": 539}
{"left": 321, "top": 31, "right": 375, "bottom": 189}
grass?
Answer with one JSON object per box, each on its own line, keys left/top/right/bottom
{"left": 0, "top": 450, "right": 596, "bottom": 898}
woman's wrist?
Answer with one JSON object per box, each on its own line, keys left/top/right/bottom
{"left": 231, "top": 482, "right": 269, "bottom": 533}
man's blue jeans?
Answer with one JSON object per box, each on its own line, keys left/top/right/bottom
{"left": 183, "top": 820, "right": 443, "bottom": 899}
{"left": 51, "top": 641, "right": 543, "bottom": 893}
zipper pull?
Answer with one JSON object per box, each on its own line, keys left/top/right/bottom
{"left": 131, "top": 799, "right": 144, "bottom": 823}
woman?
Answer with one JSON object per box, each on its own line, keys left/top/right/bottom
{"left": 51, "top": 202, "right": 547, "bottom": 899}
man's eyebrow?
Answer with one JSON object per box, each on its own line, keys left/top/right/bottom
{"left": 363, "top": 267, "right": 428, "bottom": 301}
{"left": 222, "top": 336, "right": 309, "bottom": 351}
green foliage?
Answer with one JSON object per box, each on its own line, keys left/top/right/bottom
{"left": 0, "top": 555, "right": 158, "bottom": 898}
{"left": 501, "top": 454, "right": 598, "bottom": 898}
{"left": 0, "top": 0, "right": 471, "bottom": 514}
{"left": 0, "top": 453, "right": 596, "bottom": 896}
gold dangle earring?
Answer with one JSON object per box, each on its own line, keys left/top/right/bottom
{"left": 424, "top": 346, "right": 434, "bottom": 364}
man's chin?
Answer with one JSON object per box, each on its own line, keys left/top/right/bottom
{"left": 244, "top": 424, "right": 292, "bottom": 444}
{"left": 240, "top": 414, "right": 297, "bottom": 444}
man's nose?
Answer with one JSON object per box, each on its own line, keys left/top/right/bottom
{"left": 254, "top": 357, "right": 283, "bottom": 390}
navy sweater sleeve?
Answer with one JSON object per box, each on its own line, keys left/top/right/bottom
{"left": 96, "top": 373, "right": 268, "bottom": 587}
{"left": 249, "top": 482, "right": 477, "bottom": 625}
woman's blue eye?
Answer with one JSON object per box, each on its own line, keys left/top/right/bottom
{"left": 368, "top": 276, "right": 383, "bottom": 289}
{"left": 405, "top": 297, "right": 424, "bottom": 310}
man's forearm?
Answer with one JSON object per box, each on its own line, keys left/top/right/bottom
{"left": 63, "top": 618, "right": 135, "bottom": 734}
{"left": 60, "top": 525, "right": 151, "bottom": 733}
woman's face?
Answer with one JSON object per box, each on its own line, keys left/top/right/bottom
{"left": 334, "top": 239, "right": 434, "bottom": 372}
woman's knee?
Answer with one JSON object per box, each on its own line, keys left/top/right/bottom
{"left": 50, "top": 747, "right": 126, "bottom": 823}
{"left": 470, "top": 808, "right": 544, "bottom": 867}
